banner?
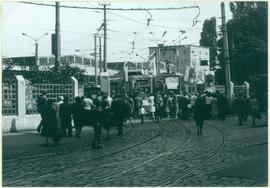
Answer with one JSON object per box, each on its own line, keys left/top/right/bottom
{"left": 123, "top": 61, "right": 129, "bottom": 82}
{"left": 100, "top": 77, "right": 110, "bottom": 94}
{"left": 165, "top": 77, "right": 179, "bottom": 89}
{"left": 148, "top": 52, "right": 156, "bottom": 76}
{"left": 184, "top": 66, "right": 191, "bottom": 82}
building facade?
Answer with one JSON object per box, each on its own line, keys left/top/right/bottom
{"left": 149, "top": 44, "right": 210, "bottom": 77}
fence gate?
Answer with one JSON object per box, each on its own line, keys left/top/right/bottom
{"left": 2, "top": 83, "right": 17, "bottom": 115}
{"left": 26, "top": 82, "right": 74, "bottom": 114}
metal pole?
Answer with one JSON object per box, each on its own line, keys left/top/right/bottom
{"left": 221, "top": 2, "right": 232, "bottom": 107}
{"left": 99, "top": 36, "right": 102, "bottom": 73}
{"left": 94, "top": 34, "right": 97, "bottom": 86}
{"left": 103, "top": 4, "right": 107, "bottom": 72}
{"left": 55, "top": 2, "right": 61, "bottom": 69}
{"left": 155, "top": 47, "right": 160, "bottom": 75}
{"left": 35, "top": 41, "right": 39, "bottom": 66}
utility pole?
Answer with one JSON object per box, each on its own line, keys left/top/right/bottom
{"left": 221, "top": 2, "right": 232, "bottom": 106}
{"left": 99, "top": 36, "right": 102, "bottom": 74}
{"left": 55, "top": 2, "right": 61, "bottom": 70}
{"left": 100, "top": 3, "right": 110, "bottom": 72}
{"left": 94, "top": 34, "right": 97, "bottom": 86}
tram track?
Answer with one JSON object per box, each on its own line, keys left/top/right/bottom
{"left": 160, "top": 121, "right": 228, "bottom": 186}
{"left": 3, "top": 118, "right": 167, "bottom": 186}
{"left": 84, "top": 120, "right": 193, "bottom": 186}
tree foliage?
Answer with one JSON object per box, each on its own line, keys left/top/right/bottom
{"left": 218, "top": 2, "right": 267, "bottom": 84}
{"left": 199, "top": 17, "right": 218, "bottom": 69}
{"left": 2, "top": 63, "right": 87, "bottom": 84}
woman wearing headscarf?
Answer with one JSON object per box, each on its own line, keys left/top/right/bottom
{"left": 41, "top": 99, "right": 61, "bottom": 145}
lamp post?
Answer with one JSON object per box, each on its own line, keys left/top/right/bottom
{"left": 22, "top": 32, "right": 48, "bottom": 66}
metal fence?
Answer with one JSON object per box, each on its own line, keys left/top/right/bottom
{"left": 26, "top": 83, "right": 74, "bottom": 114}
{"left": 215, "top": 85, "right": 247, "bottom": 97}
{"left": 2, "top": 83, "right": 17, "bottom": 115}
{"left": 215, "top": 85, "right": 226, "bottom": 93}
{"left": 234, "top": 85, "right": 246, "bottom": 96}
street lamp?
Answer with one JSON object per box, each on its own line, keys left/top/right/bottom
{"left": 22, "top": 32, "right": 49, "bottom": 66}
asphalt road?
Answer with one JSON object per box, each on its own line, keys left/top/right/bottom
{"left": 2, "top": 116, "right": 268, "bottom": 186}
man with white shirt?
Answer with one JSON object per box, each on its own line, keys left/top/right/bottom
{"left": 54, "top": 96, "right": 64, "bottom": 129}
{"left": 205, "top": 92, "right": 213, "bottom": 119}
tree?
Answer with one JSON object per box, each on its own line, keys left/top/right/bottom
{"left": 199, "top": 17, "right": 218, "bottom": 69}
{"left": 224, "top": 2, "right": 267, "bottom": 84}
{"left": 216, "top": 2, "right": 267, "bottom": 110}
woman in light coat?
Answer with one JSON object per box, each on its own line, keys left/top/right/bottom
{"left": 148, "top": 95, "right": 155, "bottom": 119}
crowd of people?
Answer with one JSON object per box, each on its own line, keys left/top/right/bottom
{"left": 36, "top": 89, "right": 261, "bottom": 148}
{"left": 37, "top": 91, "right": 132, "bottom": 148}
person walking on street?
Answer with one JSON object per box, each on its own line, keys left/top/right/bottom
{"left": 211, "top": 95, "right": 219, "bottom": 120}
{"left": 205, "top": 92, "right": 212, "bottom": 119}
{"left": 101, "top": 95, "right": 114, "bottom": 139}
{"left": 54, "top": 96, "right": 64, "bottom": 130}
{"left": 233, "top": 94, "right": 246, "bottom": 126}
{"left": 181, "top": 94, "right": 189, "bottom": 120}
{"left": 72, "top": 96, "right": 84, "bottom": 138}
{"left": 40, "top": 99, "right": 61, "bottom": 146}
{"left": 134, "top": 93, "right": 142, "bottom": 118}
{"left": 37, "top": 91, "right": 48, "bottom": 133}
{"left": 111, "top": 95, "right": 130, "bottom": 136}
{"left": 59, "top": 96, "right": 73, "bottom": 137}
{"left": 243, "top": 96, "right": 250, "bottom": 121}
{"left": 217, "top": 93, "right": 227, "bottom": 120}
{"left": 193, "top": 97, "right": 206, "bottom": 136}
{"left": 190, "top": 93, "right": 197, "bottom": 119}
{"left": 91, "top": 100, "right": 103, "bottom": 149}
{"left": 249, "top": 94, "right": 260, "bottom": 126}
{"left": 83, "top": 95, "right": 94, "bottom": 127}
{"left": 148, "top": 95, "right": 155, "bottom": 119}
{"left": 139, "top": 104, "right": 145, "bottom": 124}
{"left": 154, "top": 93, "right": 163, "bottom": 122}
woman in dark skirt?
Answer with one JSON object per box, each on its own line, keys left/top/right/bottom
{"left": 41, "top": 99, "right": 61, "bottom": 145}
{"left": 193, "top": 97, "right": 206, "bottom": 136}
{"left": 72, "top": 96, "right": 84, "bottom": 138}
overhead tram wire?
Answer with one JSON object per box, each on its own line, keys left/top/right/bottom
{"left": 21, "top": 2, "right": 200, "bottom": 30}
{"left": 21, "top": 2, "right": 200, "bottom": 12}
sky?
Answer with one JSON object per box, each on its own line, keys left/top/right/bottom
{"left": 2, "top": 1, "right": 232, "bottom": 62}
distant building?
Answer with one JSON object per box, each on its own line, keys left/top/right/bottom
{"left": 2, "top": 55, "right": 119, "bottom": 77}
{"left": 107, "top": 61, "right": 149, "bottom": 71}
{"left": 149, "top": 44, "right": 210, "bottom": 75}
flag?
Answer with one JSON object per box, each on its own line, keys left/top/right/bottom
{"left": 148, "top": 52, "right": 156, "bottom": 76}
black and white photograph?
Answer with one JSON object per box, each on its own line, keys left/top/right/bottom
{"left": 2, "top": 1, "right": 268, "bottom": 186}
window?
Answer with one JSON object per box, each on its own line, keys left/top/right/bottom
{"left": 200, "top": 60, "right": 208, "bottom": 66}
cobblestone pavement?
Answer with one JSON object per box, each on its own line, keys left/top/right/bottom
{"left": 2, "top": 116, "right": 268, "bottom": 186}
